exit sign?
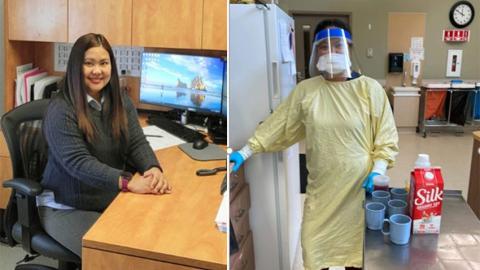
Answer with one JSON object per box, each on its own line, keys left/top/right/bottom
{"left": 443, "top": 30, "right": 470, "bottom": 42}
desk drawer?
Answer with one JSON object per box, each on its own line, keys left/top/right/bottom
{"left": 230, "top": 166, "right": 245, "bottom": 202}
{"left": 230, "top": 231, "right": 254, "bottom": 270}
{"left": 230, "top": 184, "right": 250, "bottom": 224}
{"left": 83, "top": 247, "right": 202, "bottom": 270}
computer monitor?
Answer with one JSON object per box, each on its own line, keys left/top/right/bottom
{"left": 139, "top": 52, "right": 225, "bottom": 115}
{"left": 220, "top": 64, "right": 227, "bottom": 118}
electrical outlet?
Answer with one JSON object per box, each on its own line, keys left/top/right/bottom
{"left": 367, "top": 48, "right": 373, "bottom": 58}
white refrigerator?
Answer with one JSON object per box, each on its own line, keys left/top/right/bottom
{"left": 230, "top": 4, "right": 302, "bottom": 270}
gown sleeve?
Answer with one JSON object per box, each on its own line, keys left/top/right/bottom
{"left": 370, "top": 81, "right": 399, "bottom": 168}
{"left": 247, "top": 84, "right": 306, "bottom": 153}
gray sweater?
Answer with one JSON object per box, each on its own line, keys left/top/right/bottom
{"left": 41, "top": 92, "right": 159, "bottom": 211}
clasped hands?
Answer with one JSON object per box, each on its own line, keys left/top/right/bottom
{"left": 128, "top": 167, "right": 172, "bottom": 194}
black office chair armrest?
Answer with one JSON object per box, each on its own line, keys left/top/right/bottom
{"left": 3, "top": 178, "right": 44, "bottom": 254}
{"left": 3, "top": 178, "right": 43, "bottom": 197}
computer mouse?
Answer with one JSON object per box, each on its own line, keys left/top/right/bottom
{"left": 193, "top": 138, "right": 208, "bottom": 150}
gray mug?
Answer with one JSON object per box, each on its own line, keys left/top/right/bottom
{"left": 391, "top": 188, "right": 408, "bottom": 201}
{"left": 366, "top": 202, "right": 386, "bottom": 230}
{"left": 382, "top": 214, "right": 412, "bottom": 245}
{"left": 388, "top": 199, "right": 407, "bottom": 218}
{"left": 372, "top": 190, "right": 390, "bottom": 208}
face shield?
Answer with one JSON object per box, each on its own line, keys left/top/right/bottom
{"left": 308, "top": 28, "right": 352, "bottom": 79}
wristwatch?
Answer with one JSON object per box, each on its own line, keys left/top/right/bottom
{"left": 120, "top": 172, "right": 132, "bottom": 192}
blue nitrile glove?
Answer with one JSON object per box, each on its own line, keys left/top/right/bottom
{"left": 362, "top": 172, "right": 380, "bottom": 194}
{"left": 229, "top": 151, "right": 245, "bottom": 172}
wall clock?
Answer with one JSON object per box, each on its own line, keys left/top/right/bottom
{"left": 450, "top": 1, "right": 475, "bottom": 28}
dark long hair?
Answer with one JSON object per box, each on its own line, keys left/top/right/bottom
{"left": 63, "top": 33, "right": 127, "bottom": 143}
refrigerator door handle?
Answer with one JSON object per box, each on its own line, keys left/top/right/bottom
{"left": 277, "top": 151, "right": 283, "bottom": 162}
{"left": 272, "top": 61, "right": 281, "bottom": 101}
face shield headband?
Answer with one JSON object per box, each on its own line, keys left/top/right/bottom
{"left": 313, "top": 28, "right": 352, "bottom": 45}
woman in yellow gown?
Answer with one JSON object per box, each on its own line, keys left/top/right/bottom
{"left": 230, "top": 20, "right": 398, "bottom": 270}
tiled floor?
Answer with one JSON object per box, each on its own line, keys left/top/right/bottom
{"left": 293, "top": 129, "right": 475, "bottom": 270}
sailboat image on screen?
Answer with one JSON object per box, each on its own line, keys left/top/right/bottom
{"left": 139, "top": 52, "right": 225, "bottom": 115}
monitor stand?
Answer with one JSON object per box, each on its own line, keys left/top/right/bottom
{"left": 180, "top": 110, "right": 189, "bottom": 125}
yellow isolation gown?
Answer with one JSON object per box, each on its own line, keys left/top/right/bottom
{"left": 247, "top": 75, "right": 399, "bottom": 269}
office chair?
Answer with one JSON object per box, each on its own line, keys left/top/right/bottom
{"left": 1, "top": 99, "right": 80, "bottom": 270}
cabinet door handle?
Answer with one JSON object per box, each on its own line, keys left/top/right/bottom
{"left": 477, "top": 147, "right": 480, "bottom": 155}
{"left": 235, "top": 208, "right": 245, "bottom": 221}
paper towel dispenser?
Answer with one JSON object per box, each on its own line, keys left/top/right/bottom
{"left": 388, "top": 53, "right": 404, "bottom": 73}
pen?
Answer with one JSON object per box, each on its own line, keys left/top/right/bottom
{"left": 145, "top": 134, "right": 163, "bottom": 138}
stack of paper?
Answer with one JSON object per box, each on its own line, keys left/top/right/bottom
{"left": 215, "top": 194, "right": 228, "bottom": 233}
{"left": 142, "top": 125, "right": 185, "bottom": 151}
{"left": 33, "top": 76, "right": 62, "bottom": 100}
{"left": 15, "top": 63, "right": 61, "bottom": 107}
{"left": 15, "top": 63, "right": 35, "bottom": 106}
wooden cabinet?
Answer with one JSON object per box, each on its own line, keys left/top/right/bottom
{"left": 7, "top": 0, "right": 226, "bottom": 48}
{"left": 230, "top": 165, "right": 245, "bottom": 200}
{"left": 230, "top": 233, "right": 255, "bottom": 270}
{"left": 229, "top": 166, "right": 255, "bottom": 270}
{"left": 230, "top": 185, "right": 250, "bottom": 247}
{"left": 0, "top": 132, "right": 12, "bottom": 209}
{"left": 68, "top": 0, "right": 132, "bottom": 45}
{"left": 132, "top": 0, "right": 203, "bottom": 49}
{"left": 7, "top": 0, "right": 67, "bottom": 42}
{"left": 202, "top": 0, "right": 227, "bottom": 50}
{"left": 4, "top": 0, "right": 226, "bottom": 111}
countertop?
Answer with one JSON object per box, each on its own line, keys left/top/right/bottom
{"left": 365, "top": 190, "right": 480, "bottom": 270}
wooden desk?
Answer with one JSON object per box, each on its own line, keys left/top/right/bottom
{"left": 82, "top": 145, "right": 227, "bottom": 269}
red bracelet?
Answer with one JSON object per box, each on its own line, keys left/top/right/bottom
{"left": 120, "top": 172, "right": 132, "bottom": 192}
{"left": 121, "top": 177, "right": 129, "bottom": 192}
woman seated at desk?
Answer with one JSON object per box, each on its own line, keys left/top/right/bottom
{"left": 37, "top": 33, "right": 171, "bottom": 257}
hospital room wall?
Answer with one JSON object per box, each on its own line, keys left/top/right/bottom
{"left": 278, "top": 0, "right": 480, "bottom": 80}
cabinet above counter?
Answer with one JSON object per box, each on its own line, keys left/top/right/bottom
{"left": 6, "top": 0, "right": 227, "bottom": 50}
{"left": 8, "top": 0, "right": 68, "bottom": 42}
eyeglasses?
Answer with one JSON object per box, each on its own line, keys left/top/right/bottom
{"left": 196, "top": 166, "right": 227, "bottom": 176}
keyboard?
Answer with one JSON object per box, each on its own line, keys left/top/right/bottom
{"left": 147, "top": 116, "right": 205, "bottom": 142}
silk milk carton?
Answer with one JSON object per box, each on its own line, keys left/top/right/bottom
{"left": 408, "top": 167, "right": 444, "bottom": 234}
